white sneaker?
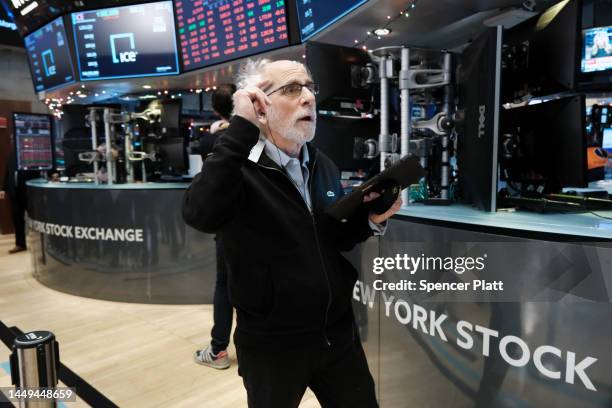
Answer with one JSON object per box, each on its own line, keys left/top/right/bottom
{"left": 194, "top": 345, "right": 230, "bottom": 369}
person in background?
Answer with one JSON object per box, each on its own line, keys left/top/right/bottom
{"left": 193, "top": 83, "right": 237, "bottom": 369}
{"left": 0, "top": 146, "right": 29, "bottom": 254}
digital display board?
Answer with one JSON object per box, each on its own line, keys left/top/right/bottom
{"left": 24, "top": 17, "right": 75, "bottom": 92}
{"left": 0, "top": 5, "right": 22, "bottom": 47}
{"left": 581, "top": 26, "right": 612, "bottom": 74}
{"left": 71, "top": 1, "right": 180, "bottom": 81}
{"left": 13, "top": 113, "right": 54, "bottom": 171}
{"left": 296, "top": 0, "right": 367, "bottom": 41}
{"left": 176, "top": 0, "right": 289, "bottom": 71}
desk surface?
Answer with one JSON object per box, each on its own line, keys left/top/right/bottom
{"left": 26, "top": 179, "right": 190, "bottom": 190}
{"left": 397, "top": 204, "right": 612, "bottom": 240}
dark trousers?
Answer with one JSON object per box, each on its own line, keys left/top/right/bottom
{"left": 210, "top": 236, "right": 233, "bottom": 354}
{"left": 8, "top": 190, "right": 26, "bottom": 248}
{"left": 236, "top": 337, "right": 378, "bottom": 408}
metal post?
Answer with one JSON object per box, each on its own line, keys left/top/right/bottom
{"left": 103, "top": 108, "right": 113, "bottom": 185}
{"left": 379, "top": 55, "right": 389, "bottom": 172}
{"left": 88, "top": 108, "right": 99, "bottom": 185}
{"left": 125, "top": 125, "right": 134, "bottom": 184}
{"left": 400, "top": 47, "right": 410, "bottom": 205}
{"left": 440, "top": 52, "right": 453, "bottom": 200}
{"left": 10, "top": 331, "right": 60, "bottom": 408}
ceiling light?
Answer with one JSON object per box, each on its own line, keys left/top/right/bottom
{"left": 142, "top": 85, "right": 152, "bottom": 89}
{"left": 77, "top": 94, "right": 87, "bottom": 98}
{"left": 373, "top": 28, "right": 391, "bottom": 36}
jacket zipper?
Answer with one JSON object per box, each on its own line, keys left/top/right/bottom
{"left": 258, "top": 159, "right": 333, "bottom": 347}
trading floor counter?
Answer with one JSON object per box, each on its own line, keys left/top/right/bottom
{"left": 350, "top": 203, "right": 612, "bottom": 406}
{"left": 26, "top": 179, "right": 216, "bottom": 304}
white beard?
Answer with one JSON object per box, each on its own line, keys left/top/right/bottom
{"left": 267, "top": 106, "right": 316, "bottom": 144}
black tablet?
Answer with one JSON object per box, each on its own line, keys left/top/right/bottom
{"left": 326, "top": 155, "right": 425, "bottom": 221}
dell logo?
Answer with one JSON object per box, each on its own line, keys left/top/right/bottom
{"left": 477, "top": 105, "right": 486, "bottom": 139}
{"left": 119, "top": 51, "right": 137, "bottom": 63}
{"left": 110, "top": 33, "right": 137, "bottom": 64}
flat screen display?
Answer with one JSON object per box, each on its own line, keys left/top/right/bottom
{"left": 13, "top": 113, "right": 54, "bottom": 171}
{"left": 581, "top": 26, "right": 612, "bottom": 73}
{"left": 71, "top": 1, "right": 180, "bottom": 81}
{"left": 603, "top": 128, "right": 612, "bottom": 153}
{"left": 296, "top": 0, "right": 367, "bottom": 41}
{"left": 24, "top": 17, "right": 75, "bottom": 92}
{"left": 176, "top": 0, "right": 289, "bottom": 71}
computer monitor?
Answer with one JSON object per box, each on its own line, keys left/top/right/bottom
{"left": 24, "top": 16, "right": 75, "bottom": 92}
{"left": 456, "top": 26, "right": 503, "bottom": 212}
{"left": 311, "top": 115, "right": 378, "bottom": 173}
{"left": 305, "top": 42, "right": 372, "bottom": 112}
{"left": 502, "top": 0, "right": 581, "bottom": 102}
{"left": 603, "top": 128, "right": 612, "bottom": 153}
{"left": 176, "top": 0, "right": 289, "bottom": 71}
{"left": 581, "top": 26, "right": 612, "bottom": 74}
{"left": 297, "top": 0, "right": 368, "bottom": 41}
{"left": 71, "top": 1, "right": 180, "bottom": 81}
{"left": 12, "top": 113, "right": 54, "bottom": 171}
{"left": 499, "top": 95, "right": 588, "bottom": 193}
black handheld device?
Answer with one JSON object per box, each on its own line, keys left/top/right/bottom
{"left": 326, "top": 155, "right": 425, "bottom": 221}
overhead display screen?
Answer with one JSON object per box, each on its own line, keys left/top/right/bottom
{"left": 13, "top": 113, "right": 54, "bottom": 171}
{"left": 71, "top": 1, "right": 180, "bottom": 81}
{"left": 296, "top": 0, "right": 367, "bottom": 41}
{"left": 176, "top": 0, "right": 289, "bottom": 71}
{"left": 581, "top": 26, "right": 612, "bottom": 74}
{"left": 24, "top": 17, "right": 75, "bottom": 92}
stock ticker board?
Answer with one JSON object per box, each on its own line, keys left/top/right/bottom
{"left": 13, "top": 113, "right": 54, "bottom": 171}
{"left": 176, "top": 0, "right": 289, "bottom": 71}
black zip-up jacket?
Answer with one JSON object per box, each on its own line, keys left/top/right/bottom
{"left": 183, "top": 116, "right": 373, "bottom": 349}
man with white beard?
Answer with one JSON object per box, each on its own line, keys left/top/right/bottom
{"left": 183, "top": 59, "right": 400, "bottom": 407}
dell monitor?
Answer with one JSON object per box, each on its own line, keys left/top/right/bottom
{"left": 499, "top": 95, "right": 588, "bottom": 194}
{"left": 71, "top": 1, "right": 180, "bottom": 81}
{"left": 305, "top": 42, "right": 372, "bottom": 112}
{"left": 12, "top": 113, "right": 54, "bottom": 171}
{"left": 176, "top": 0, "right": 289, "bottom": 71}
{"left": 297, "top": 0, "right": 368, "bottom": 41}
{"left": 456, "top": 26, "right": 503, "bottom": 212}
{"left": 24, "top": 16, "right": 75, "bottom": 92}
{"left": 502, "top": 0, "right": 581, "bottom": 102}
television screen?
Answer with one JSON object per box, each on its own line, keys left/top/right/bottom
{"left": 24, "top": 17, "right": 75, "bottom": 92}
{"left": 581, "top": 26, "right": 612, "bottom": 74}
{"left": 13, "top": 113, "right": 54, "bottom": 171}
{"left": 603, "top": 128, "right": 612, "bottom": 153}
{"left": 176, "top": 0, "right": 289, "bottom": 71}
{"left": 297, "top": 0, "right": 367, "bottom": 41}
{"left": 71, "top": 1, "right": 180, "bottom": 81}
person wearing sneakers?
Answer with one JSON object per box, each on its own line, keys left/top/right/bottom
{"left": 194, "top": 84, "right": 236, "bottom": 370}
{"left": 183, "top": 59, "right": 401, "bottom": 407}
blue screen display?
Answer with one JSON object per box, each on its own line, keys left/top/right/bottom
{"left": 71, "top": 1, "right": 180, "bottom": 81}
{"left": 296, "top": 0, "right": 367, "bottom": 41}
{"left": 24, "top": 17, "right": 75, "bottom": 92}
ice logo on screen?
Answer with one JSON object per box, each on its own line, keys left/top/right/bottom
{"left": 110, "top": 33, "right": 138, "bottom": 64}
{"left": 41, "top": 49, "right": 56, "bottom": 77}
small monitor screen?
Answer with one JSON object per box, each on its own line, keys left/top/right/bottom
{"left": 176, "top": 0, "right": 289, "bottom": 71}
{"left": 24, "top": 17, "right": 75, "bottom": 92}
{"left": 297, "top": 0, "right": 367, "bottom": 41}
{"left": 581, "top": 26, "right": 612, "bottom": 73}
{"left": 603, "top": 128, "right": 612, "bottom": 153}
{"left": 13, "top": 113, "right": 54, "bottom": 171}
{"left": 71, "top": 1, "right": 180, "bottom": 81}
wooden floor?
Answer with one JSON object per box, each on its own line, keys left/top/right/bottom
{"left": 0, "top": 233, "right": 320, "bottom": 407}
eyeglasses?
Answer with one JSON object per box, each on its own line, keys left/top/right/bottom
{"left": 266, "top": 82, "right": 319, "bottom": 98}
